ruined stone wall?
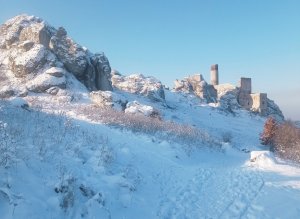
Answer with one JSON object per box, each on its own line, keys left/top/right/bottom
{"left": 250, "top": 93, "right": 267, "bottom": 115}
{"left": 238, "top": 77, "right": 267, "bottom": 115}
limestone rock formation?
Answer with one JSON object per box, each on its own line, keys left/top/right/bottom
{"left": 266, "top": 99, "right": 284, "bottom": 121}
{"left": 0, "top": 14, "right": 112, "bottom": 96}
{"left": 26, "top": 71, "right": 66, "bottom": 93}
{"left": 174, "top": 74, "right": 217, "bottom": 103}
{"left": 90, "top": 91, "right": 127, "bottom": 111}
{"left": 49, "top": 27, "right": 87, "bottom": 78}
{"left": 8, "top": 44, "right": 49, "bottom": 77}
{"left": 111, "top": 72, "right": 165, "bottom": 102}
{"left": 125, "top": 101, "right": 160, "bottom": 118}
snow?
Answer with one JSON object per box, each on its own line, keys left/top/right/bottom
{"left": 1, "top": 84, "right": 300, "bottom": 219}
{"left": 0, "top": 17, "right": 299, "bottom": 217}
{"left": 13, "top": 44, "right": 46, "bottom": 67}
{"left": 125, "top": 101, "right": 154, "bottom": 116}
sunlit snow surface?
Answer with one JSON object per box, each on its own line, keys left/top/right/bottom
{"left": 0, "top": 88, "right": 300, "bottom": 219}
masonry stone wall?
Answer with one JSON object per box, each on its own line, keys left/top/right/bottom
{"left": 237, "top": 77, "right": 267, "bottom": 115}
{"left": 210, "top": 64, "right": 219, "bottom": 85}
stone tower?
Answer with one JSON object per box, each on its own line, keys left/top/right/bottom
{"left": 239, "top": 77, "right": 252, "bottom": 94}
{"left": 210, "top": 64, "right": 219, "bottom": 85}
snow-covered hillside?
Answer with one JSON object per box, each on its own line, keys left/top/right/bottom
{"left": 1, "top": 91, "right": 300, "bottom": 219}
{"left": 1, "top": 14, "right": 300, "bottom": 219}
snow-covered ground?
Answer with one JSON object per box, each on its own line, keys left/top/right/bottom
{"left": 1, "top": 90, "right": 300, "bottom": 219}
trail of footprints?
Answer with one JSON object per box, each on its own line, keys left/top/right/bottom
{"left": 157, "top": 168, "right": 265, "bottom": 219}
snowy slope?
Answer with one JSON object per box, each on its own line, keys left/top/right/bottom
{"left": 0, "top": 14, "right": 298, "bottom": 219}
{"left": 1, "top": 90, "right": 300, "bottom": 219}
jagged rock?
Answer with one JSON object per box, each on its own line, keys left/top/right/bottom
{"left": 91, "top": 53, "right": 113, "bottom": 91}
{"left": 0, "top": 14, "right": 113, "bottom": 93}
{"left": 174, "top": 74, "right": 217, "bottom": 103}
{"left": 112, "top": 73, "right": 165, "bottom": 102}
{"left": 49, "top": 27, "right": 87, "bottom": 77}
{"left": 26, "top": 70, "right": 66, "bottom": 92}
{"left": 8, "top": 44, "right": 48, "bottom": 77}
{"left": 0, "top": 14, "right": 45, "bottom": 49}
{"left": 90, "top": 91, "right": 127, "bottom": 111}
{"left": 125, "top": 101, "right": 160, "bottom": 118}
{"left": 19, "top": 22, "right": 52, "bottom": 48}
{"left": 215, "top": 84, "right": 240, "bottom": 114}
{"left": 266, "top": 99, "right": 284, "bottom": 121}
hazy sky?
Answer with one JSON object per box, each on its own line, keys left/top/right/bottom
{"left": 1, "top": 0, "right": 299, "bottom": 120}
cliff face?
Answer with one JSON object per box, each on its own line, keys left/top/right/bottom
{"left": 0, "top": 14, "right": 112, "bottom": 94}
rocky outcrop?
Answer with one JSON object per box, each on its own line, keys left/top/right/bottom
{"left": 266, "top": 99, "right": 284, "bottom": 121}
{"left": 8, "top": 44, "right": 49, "bottom": 77}
{"left": 49, "top": 27, "right": 112, "bottom": 91}
{"left": 0, "top": 14, "right": 112, "bottom": 95}
{"left": 90, "top": 91, "right": 127, "bottom": 111}
{"left": 49, "top": 27, "right": 87, "bottom": 78}
{"left": 19, "top": 22, "right": 52, "bottom": 48}
{"left": 125, "top": 101, "right": 160, "bottom": 118}
{"left": 26, "top": 67, "right": 66, "bottom": 92}
{"left": 174, "top": 74, "right": 217, "bottom": 103}
{"left": 111, "top": 72, "right": 165, "bottom": 102}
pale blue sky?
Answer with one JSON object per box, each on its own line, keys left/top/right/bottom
{"left": 1, "top": 0, "right": 299, "bottom": 119}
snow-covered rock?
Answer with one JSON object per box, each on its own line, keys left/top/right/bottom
{"left": 174, "top": 74, "right": 217, "bottom": 103}
{"left": 90, "top": 91, "right": 127, "bottom": 111}
{"left": 26, "top": 71, "right": 66, "bottom": 92}
{"left": 0, "top": 14, "right": 112, "bottom": 92}
{"left": 267, "top": 99, "right": 284, "bottom": 121}
{"left": 111, "top": 72, "right": 165, "bottom": 102}
{"left": 8, "top": 44, "right": 48, "bottom": 77}
{"left": 125, "top": 101, "right": 159, "bottom": 117}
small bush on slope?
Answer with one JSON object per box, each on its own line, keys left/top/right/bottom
{"left": 273, "top": 121, "right": 300, "bottom": 162}
{"left": 260, "top": 118, "right": 300, "bottom": 163}
{"left": 260, "top": 117, "right": 278, "bottom": 146}
{"left": 79, "top": 105, "right": 221, "bottom": 151}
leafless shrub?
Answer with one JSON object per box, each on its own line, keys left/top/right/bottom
{"left": 273, "top": 121, "right": 300, "bottom": 162}
{"left": 0, "top": 121, "right": 21, "bottom": 167}
{"left": 78, "top": 105, "right": 221, "bottom": 151}
{"left": 260, "top": 118, "right": 300, "bottom": 163}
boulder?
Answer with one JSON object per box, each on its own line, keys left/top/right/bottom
{"left": 125, "top": 101, "right": 160, "bottom": 118}
{"left": 91, "top": 53, "right": 113, "bottom": 91}
{"left": 8, "top": 44, "right": 47, "bottom": 77}
{"left": 90, "top": 91, "right": 127, "bottom": 111}
{"left": 112, "top": 73, "right": 165, "bottom": 102}
{"left": 174, "top": 74, "right": 217, "bottom": 103}
{"left": 26, "top": 71, "right": 66, "bottom": 92}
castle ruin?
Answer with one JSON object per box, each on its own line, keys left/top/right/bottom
{"left": 174, "top": 64, "right": 268, "bottom": 115}
{"left": 208, "top": 65, "right": 267, "bottom": 115}
{"left": 237, "top": 77, "right": 267, "bottom": 115}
